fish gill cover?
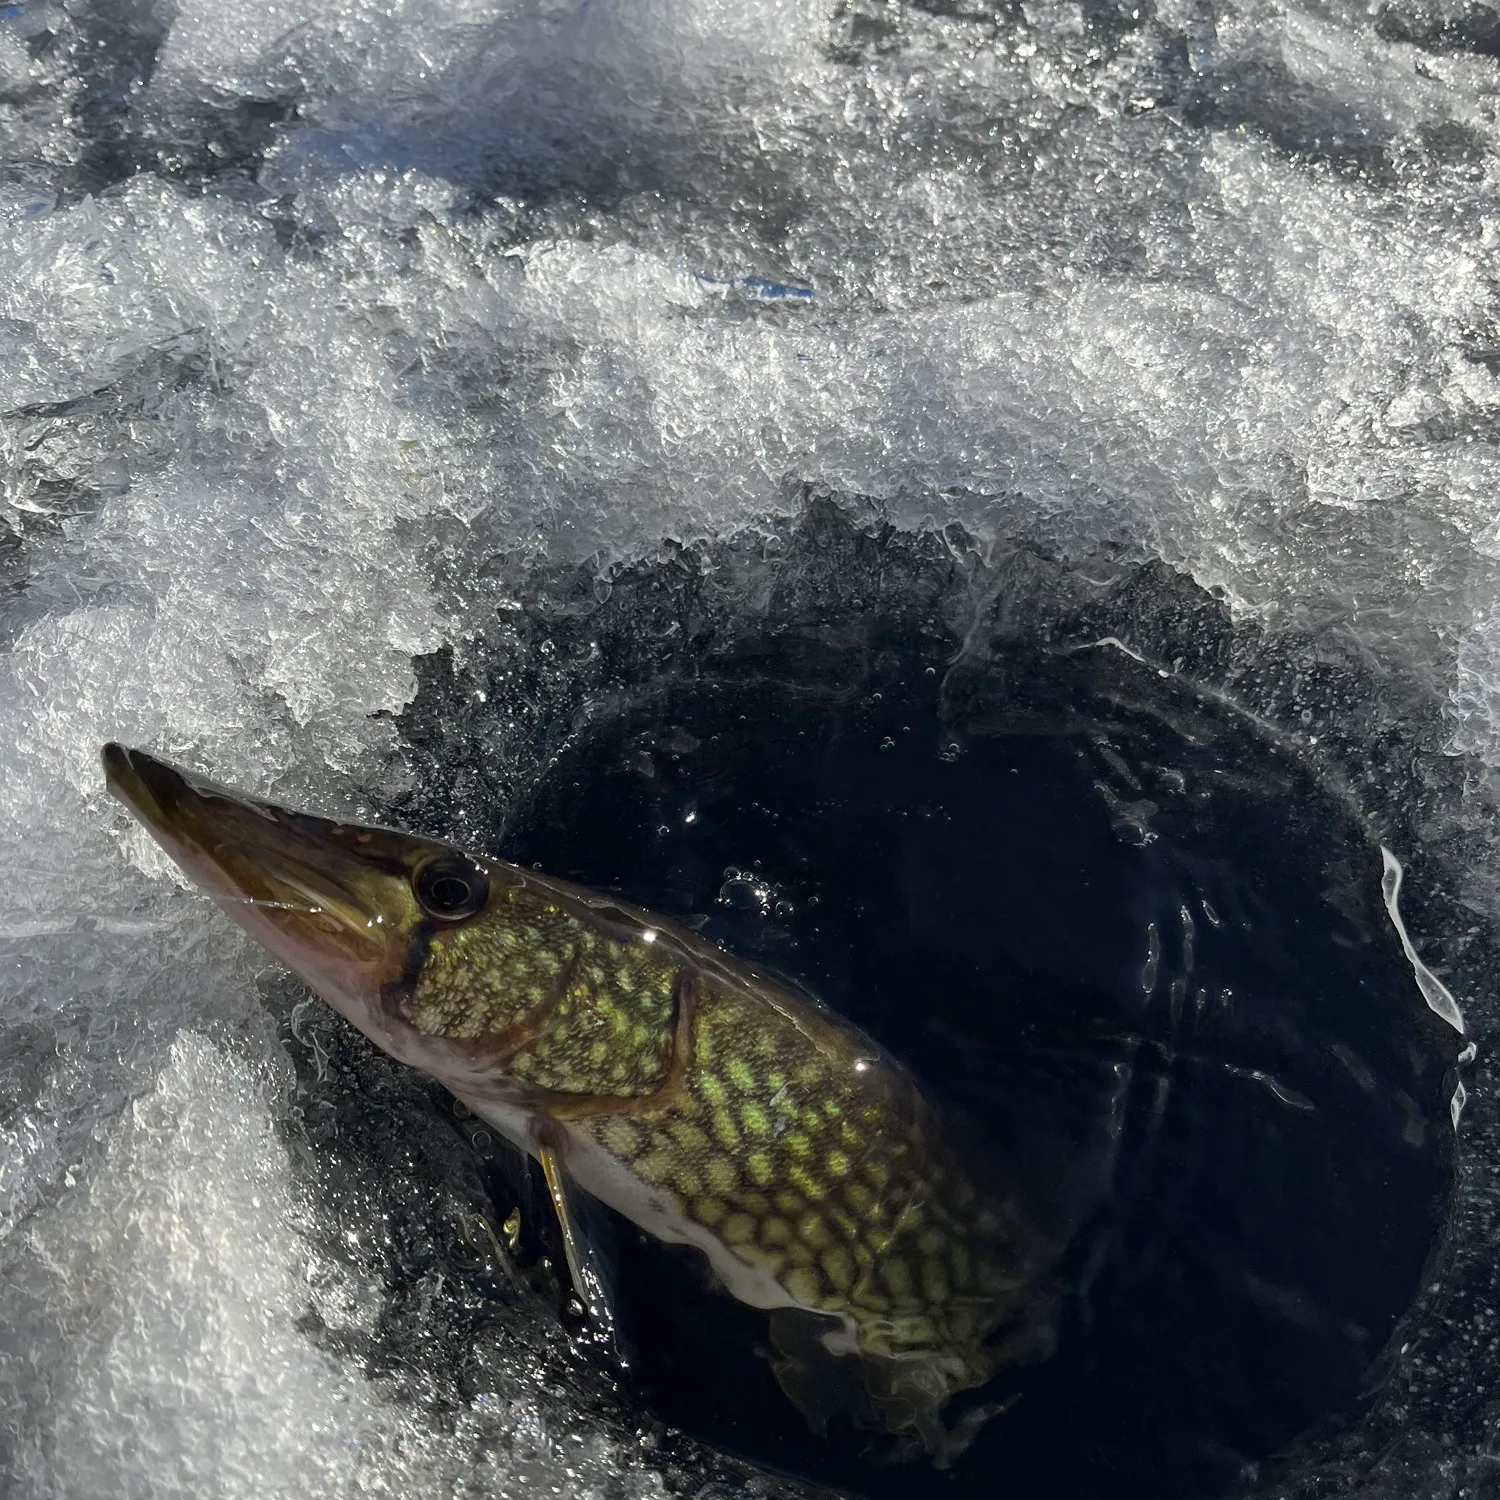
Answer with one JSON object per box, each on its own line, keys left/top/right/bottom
{"left": 0, "top": 0, "right": 1497, "bottom": 1495}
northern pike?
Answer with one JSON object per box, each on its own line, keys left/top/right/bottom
{"left": 102, "top": 743, "right": 1061, "bottom": 1462}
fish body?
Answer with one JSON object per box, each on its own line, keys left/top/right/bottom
{"left": 102, "top": 745, "right": 1058, "bottom": 1460}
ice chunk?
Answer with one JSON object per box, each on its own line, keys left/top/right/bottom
{"left": 2, "top": 1033, "right": 408, "bottom": 1499}
{"left": 2, "top": 0, "right": 1500, "bottom": 1489}
{"left": 1380, "top": 846, "right": 1465, "bottom": 1033}
{"left": 0, "top": 1032, "right": 688, "bottom": 1500}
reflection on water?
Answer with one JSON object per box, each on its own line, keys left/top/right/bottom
{"left": 486, "top": 623, "right": 1460, "bottom": 1500}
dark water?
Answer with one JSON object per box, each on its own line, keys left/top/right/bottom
{"left": 468, "top": 620, "right": 1461, "bottom": 1500}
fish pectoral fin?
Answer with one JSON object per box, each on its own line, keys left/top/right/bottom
{"left": 533, "top": 1129, "right": 623, "bottom": 1359}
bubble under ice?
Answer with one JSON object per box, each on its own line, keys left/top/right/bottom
{"left": 1, "top": 0, "right": 1499, "bottom": 1493}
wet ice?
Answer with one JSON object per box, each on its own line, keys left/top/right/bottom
{"left": 1, "top": 0, "right": 1498, "bottom": 1492}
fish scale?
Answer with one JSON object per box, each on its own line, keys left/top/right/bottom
{"left": 570, "top": 970, "right": 1050, "bottom": 1430}
{"left": 406, "top": 886, "right": 681, "bottom": 1095}
{"left": 100, "top": 743, "right": 1061, "bottom": 1465}
{"left": 406, "top": 879, "right": 1057, "bottom": 1452}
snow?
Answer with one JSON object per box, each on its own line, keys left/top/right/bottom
{"left": 2, "top": 0, "right": 1499, "bottom": 1491}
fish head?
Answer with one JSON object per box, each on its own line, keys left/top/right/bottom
{"left": 101, "top": 743, "right": 572, "bottom": 1093}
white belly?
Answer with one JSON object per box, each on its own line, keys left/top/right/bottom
{"left": 457, "top": 1089, "right": 840, "bottom": 1324}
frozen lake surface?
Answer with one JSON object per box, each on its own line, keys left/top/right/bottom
{"left": 1, "top": 0, "right": 1499, "bottom": 1494}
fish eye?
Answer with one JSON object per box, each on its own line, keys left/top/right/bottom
{"left": 413, "top": 855, "right": 489, "bottom": 921}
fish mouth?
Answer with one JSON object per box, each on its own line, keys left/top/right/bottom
{"left": 102, "top": 742, "right": 428, "bottom": 990}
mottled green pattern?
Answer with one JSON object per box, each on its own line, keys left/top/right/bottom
{"left": 405, "top": 884, "right": 577, "bottom": 1038}
{"left": 404, "top": 884, "right": 678, "bottom": 1095}
{"left": 103, "top": 746, "right": 1054, "bottom": 1461}
{"left": 506, "top": 925, "right": 677, "bottom": 1095}
{"left": 582, "top": 977, "right": 1039, "bottom": 1393}
{"left": 407, "top": 871, "right": 1055, "bottom": 1454}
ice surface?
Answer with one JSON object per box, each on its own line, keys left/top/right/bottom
{"left": 2, "top": 1029, "right": 699, "bottom": 1499}
{"left": 3, "top": 0, "right": 1500, "bottom": 1491}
